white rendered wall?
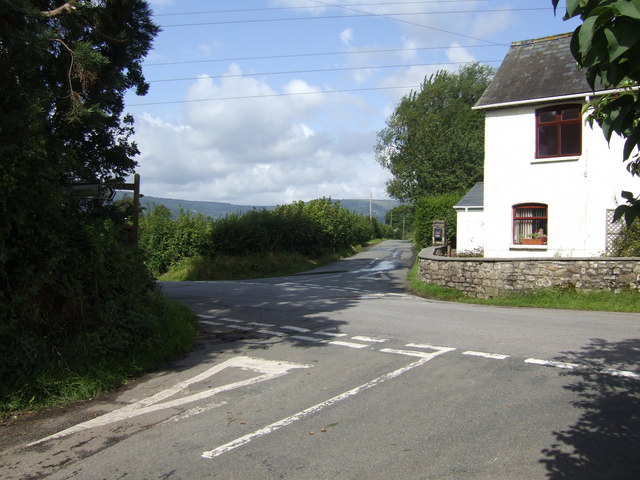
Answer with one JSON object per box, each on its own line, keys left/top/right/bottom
{"left": 455, "top": 208, "right": 485, "bottom": 253}
{"left": 482, "top": 102, "right": 640, "bottom": 258}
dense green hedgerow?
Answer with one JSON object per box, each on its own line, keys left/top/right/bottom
{"left": 413, "top": 193, "right": 461, "bottom": 248}
{"left": 139, "top": 198, "right": 392, "bottom": 277}
{"left": 0, "top": 207, "right": 197, "bottom": 414}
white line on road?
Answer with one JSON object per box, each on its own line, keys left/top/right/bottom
{"left": 406, "top": 343, "right": 456, "bottom": 351}
{"left": 329, "top": 340, "right": 369, "bottom": 349}
{"left": 601, "top": 368, "right": 640, "bottom": 379}
{"left": 201, "top": 347, "right": 453, "bottom": 459}
{"left": 352, "top": 336, "right": 388, "bottom": 343}
{"left": 281, "top": 326, "right": 310, "bottom": 333}
{"left": 380, "top": 347, "right": 455, "bottom": 358}
{"left": 313, "top": 331, "right": 347, "bottom": 337}
{"left": 524, "top": 358, "right": 579, "bottom": 369}
{"left": 199, "top": 320, "right": 224, "bottom": 327}
{"left": 162, "top": 401, "right": 227, "bottom": 423}
{"left": 462, "top": 351, "right": 510, "bottom": 360}
{"left": 257, "top": 329, "right": 286, "bottom": 337}
{"left": 290, "top": 335, "right": 329, "bottom": 344}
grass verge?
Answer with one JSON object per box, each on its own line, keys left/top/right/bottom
{"left": 159, "top": 242, "right": 381, "bottom": 281}
{"left": 408, "top": 260, "right": 640, "bottom": 313}
{"left": 1, "top": 296, "right": 197, "bottom": 417}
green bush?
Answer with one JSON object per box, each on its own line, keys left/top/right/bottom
{"left": 1, "top": 207, "right": 197, "bottom": 412}
{"left": 139, "top": 198, "right": 388, "bottom": 276}
{"left": 385, "top": 204, "right": 414, "bottom": 239}
{"left": 612, "top": 221, "right": 640, "bottom": 256}
{"left": 139, "top": 205, "right": 214, "bottom": 275}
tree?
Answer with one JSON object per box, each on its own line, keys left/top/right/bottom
{"left": 551, "top": 0, "right": 640, "bottom": 225}
{"left": 385, "top": 204, "right": 414, "bottom": 238}
{"left": 0, "top": 1, "right": 162, "bottom": 404}
{"left": 375, "top": 63, "right": 493, "bottom": 204}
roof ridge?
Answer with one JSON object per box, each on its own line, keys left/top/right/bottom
{"left": 511, "top": 32, "right": 572, "bottom": 47}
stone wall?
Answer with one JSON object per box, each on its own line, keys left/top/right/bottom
{"left": 418, "top": 247, "right": 640, "bottom": 298}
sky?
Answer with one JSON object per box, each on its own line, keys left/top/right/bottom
{"left": 124, "top": 0, "right": 582, "bottom": 206}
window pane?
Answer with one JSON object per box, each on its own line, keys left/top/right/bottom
{"left": 560, "top": 124, "right": 581, "bottom": 155}
{"left": 539, "top": 111, "right": 557, "bottom": 123}
{"left": 538, "top": 125, "right": 558, "bottom": 156}
{"left": 561, "top": 108, "right": 580, "bottom": 120}
{"left": 514, "top": 205, "right": 547, "bottom": 244}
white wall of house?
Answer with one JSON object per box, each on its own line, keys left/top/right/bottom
{"left": 483, "top": 101, "right": 640, "bottom": 258}
{"left": 455, "top": 207, "right": 485, "bottom": 253}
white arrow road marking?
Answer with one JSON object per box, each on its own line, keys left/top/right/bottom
{"left": 201, "top": 346, "right": 453, "bottom": 459}
{"left": 28, "top": 357, "right": 310, "bottom": 447}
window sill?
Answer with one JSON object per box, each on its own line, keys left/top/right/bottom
{"left": 510, "top": 245, "right": 548, "bottom": 251}
{"left": 531, "top": 155, "right": 580, "bottom": 164}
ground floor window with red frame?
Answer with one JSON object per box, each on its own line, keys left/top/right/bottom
{"left": 513, "top": 204, "right": 547, "bottom": 245}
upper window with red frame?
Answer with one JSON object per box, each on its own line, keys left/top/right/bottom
{"left": 536, "top": 105, "right": 582, "bottom": 158}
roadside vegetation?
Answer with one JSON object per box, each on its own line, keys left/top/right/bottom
{"left": 0, "top": 3, "right": 200, "bottom": 417}
{"left": 140, "top": 198, "right": 395, "bottom": 281}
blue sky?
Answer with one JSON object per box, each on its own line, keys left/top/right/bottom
{"left": 125, "top": 0, "right": 581, "bottom": 206}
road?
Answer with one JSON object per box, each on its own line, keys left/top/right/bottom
{"left": 2, "top": 239, "right": 639, "bottom": 479}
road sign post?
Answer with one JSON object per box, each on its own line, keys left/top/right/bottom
{"left": 116, "top": 174, "right": 141, "bottom": 244}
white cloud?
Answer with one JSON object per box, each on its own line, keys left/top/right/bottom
{"left": 446, "top": 42, "right": 477, "bottom": 64}
{"left": 195, "top": 40, "right": 222, "bottom": 58}
{"left": 132, "top": 65, "right": 391, "bottom": 205}
{"left": 340, "top": 28, "right": 354, "bottom": 46}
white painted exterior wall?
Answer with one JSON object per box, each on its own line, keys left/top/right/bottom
{"left": 482, "top": 100, "right": 640, "bottom": 258}
{"left": 454, "top": 207, "right": 485, "bottom": 253}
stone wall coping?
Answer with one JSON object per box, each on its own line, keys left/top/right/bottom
{"left": 418, "top": 246, "right": 640, "bottom": 263}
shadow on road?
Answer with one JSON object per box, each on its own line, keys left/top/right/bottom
{"left": 540, "top": 338, "right": 640, "bottom": 479}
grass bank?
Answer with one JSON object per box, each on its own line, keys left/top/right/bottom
{"left": 1, "top": 296, "right": 197, "bottom": 417}
{"left": 408, "top": 261, "right": 640, "bottom": 313}
{"left": 158, "top": 242, "right": 382, "bottom": 281}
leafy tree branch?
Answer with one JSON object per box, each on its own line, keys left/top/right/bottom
{"left": 552, "top": 0, "right": 640, "bottom": 225}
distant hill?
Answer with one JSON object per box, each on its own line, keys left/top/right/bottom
{"left": 117, "top": 194, "right": 400, "bottom": 222}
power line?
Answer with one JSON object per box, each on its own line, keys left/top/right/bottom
{"left": 159, "top": 8, "right": 551, "bottom": 30}
{"left": 304, "top": 0, "right": 523, "bottom": 46}
{"left": 151, "top": 1, "right": 497, "bottom": 17}
{"left": 144, "top": 44, "right": 500, "bottom": 68}
{"left": 128, "top": 84, "right": 423, "bottom": 107}
{"left": 147, "top": 60, "right": 501, "bottom": 84}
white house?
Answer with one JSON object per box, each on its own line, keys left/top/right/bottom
{"left": 457, "top": 33, "right": 640, "bottom": 258}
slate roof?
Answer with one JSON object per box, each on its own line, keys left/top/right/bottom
{"left": 455, "top": 182, "right": 484, "bottom": 208}
{"left": 475, "top": 33, "right": 605, "bottom": 109}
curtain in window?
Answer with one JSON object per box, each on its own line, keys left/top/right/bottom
{"left": 513, "top": 205, "right": 547, "bottom": 243}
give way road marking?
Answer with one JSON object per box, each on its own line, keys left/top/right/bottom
{"left": 28, "top": 357, "right": 310, "bottom": 447}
